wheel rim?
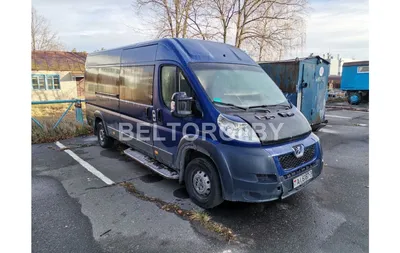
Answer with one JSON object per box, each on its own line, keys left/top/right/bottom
{"left": 192, "top": 170, "right": 211, "bottom": 197}
{"left": 350, "top": 94, "right": 359, "bottom": 104}
{"left": 99, "top": 128, "right": 105, "bottom": 144}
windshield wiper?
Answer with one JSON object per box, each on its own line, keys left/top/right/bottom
{"left": 212, "top": 101, "right": 248, "bottom": 110}
{"left": 248, "top": 103, "right": 291, "bottom": 110}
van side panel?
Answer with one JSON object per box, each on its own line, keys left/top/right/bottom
{"left": 84, "top": 67, "right": 98, "bottom": 127}
{"left": 85, "top": 49, "right": 122, "bottom": 131}
{"left": 86, "top": 49, "right": 121, "bottom": 66}
{"left": 95, "top": 66, "right": 120, "bottom": 130}
{"left": 121, "top": 45, "right": 158, "bottom": 64}
{"left": 117, "top": 46, "right": 158, "bottom": 157}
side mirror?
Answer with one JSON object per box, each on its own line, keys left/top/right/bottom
{"left": 301, "top": 82, "right": 308, "bottom": 88}
{"left": 171, "top": 92, "right": 193, "bottom": 117}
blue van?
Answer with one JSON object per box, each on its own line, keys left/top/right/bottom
{"left": 85, "top": 38, "right": 323, "bottom": 208}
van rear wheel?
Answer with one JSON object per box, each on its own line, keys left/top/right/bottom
{"left": 185, "top": 157, "right": 223, "bottom": 209}
{"left": 97, "top": 121, "right": 113, "bottom": 148}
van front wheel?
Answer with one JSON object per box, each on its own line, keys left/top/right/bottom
{"left": 185, "top": 157, "right": 223, "bottom": 209}
{"left": 97, "top": 121, "right": 113, "bottom": 148}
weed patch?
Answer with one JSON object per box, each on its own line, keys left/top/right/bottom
{"left": 119, "top": 181, "right": 236, "bottom": 242}
{"left": 32, "top": 119, "right": 92, "bottom": 144}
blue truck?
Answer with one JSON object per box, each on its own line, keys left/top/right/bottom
{"left": 85, "top": 38, "right": 323, "bottom": 208}
{"left": 258, "top": 56, "right": 330, "bottom": 131}
{"left": 341, "top": 61, "right": 369, "bottom": 105}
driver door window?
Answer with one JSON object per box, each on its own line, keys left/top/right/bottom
{"left": 161, "top": 66, "right": 193, "bottom": 109}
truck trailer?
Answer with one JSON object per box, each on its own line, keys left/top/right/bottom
{"left": 341, "top": 61, "right": 369, "bottom": 105}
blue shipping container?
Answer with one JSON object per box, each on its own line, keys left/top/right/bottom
{"left": 341, "top": 61, "right": 369, "bottom": 105}
{"left": 259, "top": 56, "right": 330, "bottom": 130}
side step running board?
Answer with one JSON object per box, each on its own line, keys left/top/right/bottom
{"left": 123, "top": 148, "right": 179, "bottom": 179}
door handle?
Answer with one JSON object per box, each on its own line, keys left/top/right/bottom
{"left": 156, "top": 109, "right": 163, "bottom": 124}
{"left": 146, "top": 107, "right": 152, "bottom": 120}
{"left": 152, "top": 110, "right": 156, "bottom": 122}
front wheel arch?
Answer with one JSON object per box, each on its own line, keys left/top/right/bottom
{"left": 175, "top": 137, "right": 234, "bottom": 200}
{"left": 184, "top": 157, "right": 224, "bottom": 209}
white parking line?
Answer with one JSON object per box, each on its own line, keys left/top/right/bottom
{"left": 325, "top": 114, "right": 351, "bottom": 119}
{"left": 319, "top": 128, "right": 339, "bottom": 134}
{"left": 55, "top": 141, "right": 115, "bottom": 185}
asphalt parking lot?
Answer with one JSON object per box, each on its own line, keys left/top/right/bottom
{"left": 32, "top": 108, "right": 369, "bottom": 253}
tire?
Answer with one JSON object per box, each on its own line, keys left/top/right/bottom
{"left": 347, "top": 92, "right": 361, "bottom": 105}
{"left": 97, "top": 121, "right": 113, "bottom": 148}
{"left": 185, "top": 157, "right": 223, "bottom": 209}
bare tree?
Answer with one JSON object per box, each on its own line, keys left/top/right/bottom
{"left": 233, "top": 0, "right": 307, "bottom": 48}
{"left": 131, "top": 0, "right": 308, "bottom": 60}
{"left": 133, "top": 0, "right": 194, "bottom": 38}
{"left": 187, "top": 0, "right": 219, "bottom": 40}
{"left": 31, "top": 7, "right": 64, "bottom": 51}
{"left": 207, "top": 0, "right": 237, "bottom": 43}
{"left": 240, "top": 0, "right": 308, "bottom": 61}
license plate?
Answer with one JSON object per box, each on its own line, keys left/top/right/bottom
{"left": 293, "top": 170, "right": 313, "bottom": 189}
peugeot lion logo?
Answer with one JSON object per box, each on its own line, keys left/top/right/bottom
{"left": 292, "top": 144, "right": 305, "bottom": 158}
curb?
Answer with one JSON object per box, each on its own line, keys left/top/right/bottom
{"left": 326, "top": 105, "right": 369, "bottom": 112}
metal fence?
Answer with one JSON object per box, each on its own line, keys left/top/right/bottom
{"left": 31, "top": 99, "right": 85, "bottom": 129}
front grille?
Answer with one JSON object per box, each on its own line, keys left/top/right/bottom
{"left": 278, "top": 144, "right": 316, "bottom": 170}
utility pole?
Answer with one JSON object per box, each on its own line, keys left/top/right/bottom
{"left": 337, "top": 54, "right": 343, "bottom": 76}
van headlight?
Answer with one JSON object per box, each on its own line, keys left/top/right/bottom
{"left": 217, "top": 114, "right": 260, "bottom": 143}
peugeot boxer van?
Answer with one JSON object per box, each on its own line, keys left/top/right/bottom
{"left": 85, "top": 38, "right": 323, "bottom": 209}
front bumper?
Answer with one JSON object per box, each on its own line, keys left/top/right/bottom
{"left": 217, "top": 133, "right": 323, "bottom": 202}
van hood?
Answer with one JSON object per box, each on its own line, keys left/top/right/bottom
{"left": 228, "top": 106, "right": 311, "bottom": 144}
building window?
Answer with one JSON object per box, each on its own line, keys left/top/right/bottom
{"left": 32, "top": 74, "right": 46, "bottom": 90}
{"left": 31, "top": 74, "right": 60, "bottom": 90}
{"left": 46, "top": 75, "right": 61, "bottom": 90}
{"left": 357, "top": 66, "right": 369, "bottom": 73}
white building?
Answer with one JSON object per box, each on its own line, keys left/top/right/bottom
{"left": 327, "top": 58, "right": 357, "bottom": 76}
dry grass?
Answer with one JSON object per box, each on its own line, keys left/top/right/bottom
{"left": 32, "top": 119, "right": 92, "bottom": 144}
{"left": 189, "top": 211, "right": 211, "bottom": 223}
{"left": 31, "top": 104, "right": 92, "bottom": 144}
{"left": 189, "top": 211, "right": 234, "bottom": 239}
{"left": 31, "top": 103, "right": 87, "bottom": 118}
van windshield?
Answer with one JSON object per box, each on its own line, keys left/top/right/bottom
{"left": 191, "top": 63, "right": 289, "bottom": 108}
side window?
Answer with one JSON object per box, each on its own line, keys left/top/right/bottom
{"left": 357, "top": 66, "right": 369, "bottom": 73}
{"left": 46, "top": 75, "right": 61, "bottom": 90}
{"left": 85, "top": 67, "right": 98, "bottom": 92}
{"left": 97, "top": 67, "right": 119, "bottom": 95}
{"left": 161, "top": 66, "right": 177, "bottom": 108}
{"left": 161, "top": 66, "right": 194, "bottom": 108}
{"left": 31, "top": 74, "right": 46, "bottom": 90}
{"left": 178, "top": 70, "right": 193, "bottom": 97}
{"left": 120, "top": 65, "right": 154, "bottom": 105}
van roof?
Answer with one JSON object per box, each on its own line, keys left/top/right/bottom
{"left": 86, "top": 38, "right": 257, "bottom": 66}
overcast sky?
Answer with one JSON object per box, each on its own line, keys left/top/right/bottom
{"left": 32, "top": 0, "right": 368, "bottom": 60}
